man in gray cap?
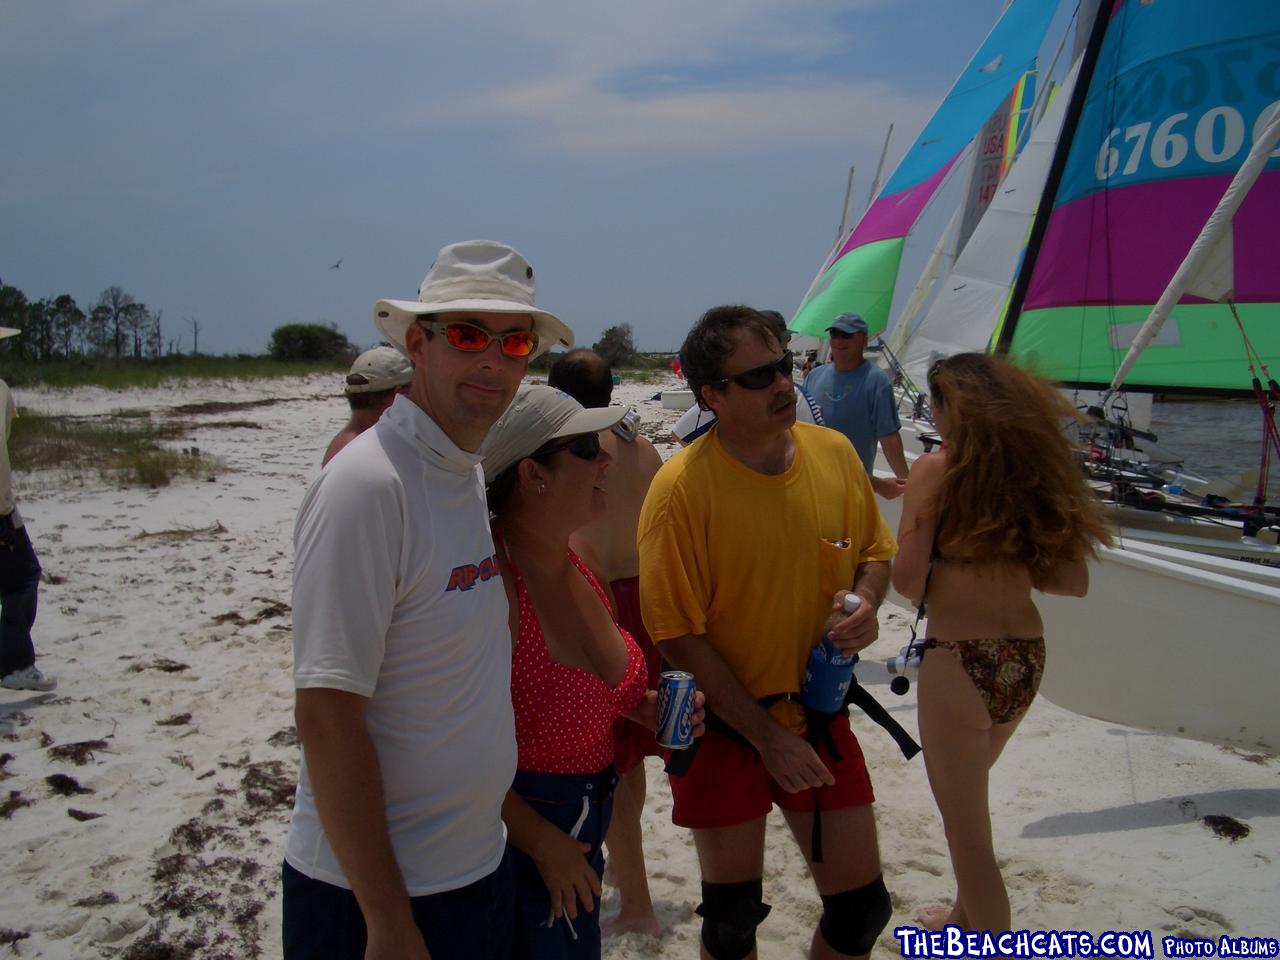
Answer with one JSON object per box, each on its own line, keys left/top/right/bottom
{"left": 803, "top": 312, "right": 909, "bottom": 499}
{"left": 321, "top": 346, "right": 414, "bottom": 466}
{"left": 284, "top": 240, "right": 572, "bottom": 960}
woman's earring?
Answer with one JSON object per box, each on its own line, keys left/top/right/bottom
{"left": 538, "top": 484, "right": 545, "bottom": 494}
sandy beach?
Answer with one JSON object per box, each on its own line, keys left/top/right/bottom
{"left": 1, "top": 372, "right": 1276, "bottom": 959}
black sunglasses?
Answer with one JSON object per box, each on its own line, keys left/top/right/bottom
{"left": 531, "top": 433, "right": 602, "bottom": 462}
{"left": 712, "top": 350, "right": 794, "bottom": 391}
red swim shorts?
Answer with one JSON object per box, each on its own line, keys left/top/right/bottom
{"left": 611, "top": 576, "right": 663, "bottom": 775}
{"left": 668, "top": 713, "right": 875, "bottom": 829}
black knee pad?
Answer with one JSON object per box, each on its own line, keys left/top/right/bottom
{"left": 696, "top": 879, "right": 772, "bottom": 960}
{"left": 819, "top": 874, "right": 892, "bottom": 957}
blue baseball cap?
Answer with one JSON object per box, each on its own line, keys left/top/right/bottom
{"left": 826, "top": 313, "right": 868, "bottom": 336}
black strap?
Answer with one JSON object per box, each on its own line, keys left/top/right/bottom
{"left": 664, "top": 677, "right": 921, "bottom": 863}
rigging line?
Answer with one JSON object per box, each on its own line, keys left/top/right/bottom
{"left": 1227, "top": 301, "right": 1274, "bottom": 383}
{"left": 1228, "top": 300, "right": 1280, "bottom": 506}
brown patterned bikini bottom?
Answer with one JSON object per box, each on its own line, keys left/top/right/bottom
{"left": 922, "top": 636, "right": 1046, "bottom": 724}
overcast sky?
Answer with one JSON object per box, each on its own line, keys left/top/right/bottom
{"left": 1, "top": 0, "right": 1025, "bottom": 355}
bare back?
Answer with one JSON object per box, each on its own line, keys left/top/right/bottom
{"left": 570, "top": 432, "right": 663, "bottom": 582}
{"left": 893, "top": 450, "right": 1044, "bottom": 642}
{"left": 922, "top": 560, "right": 1043, "bottom": 641}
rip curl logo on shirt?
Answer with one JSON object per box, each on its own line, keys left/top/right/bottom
{"left": 445, "top": 554, "right": 500, "bottom": 593}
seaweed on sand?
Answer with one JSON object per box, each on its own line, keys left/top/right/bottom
{"left": 48, "top": 738, "right": 109, "bottom": 765}
{"left": 240, "top": 761, "right": 294, "bottom": 810}
{"left": 133, "top": 522, "right": 227, "bottom": 543}
{"left": 1203, "top": 814, "right": 1251, "bottom": 842}
{"left": 0, "top": 929, "right": 31, "bottom": 950}
{"left": 0, "top": 790, "right": 34, "bottom": 819}
{"left": 46, "top": 773, "right": 94, "bottom": 796}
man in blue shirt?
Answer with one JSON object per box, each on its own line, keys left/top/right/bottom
{"left": 804, "top": 313, "right": 909, "bottom": 499}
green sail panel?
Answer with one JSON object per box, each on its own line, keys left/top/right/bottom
{"left": 789, "top": 238, "right": 904, "bottom": 338}
{"left": 1007, "top": 303, "right": 1280, "bottom": 394}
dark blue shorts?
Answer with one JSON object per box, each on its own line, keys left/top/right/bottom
{"left": 509, "top": 767, "right": 617, "bottom": 960}
{"left": 281, "top": 848, "right": 518, "bottom": 960}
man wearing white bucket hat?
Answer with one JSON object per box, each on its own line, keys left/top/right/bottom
{"left": 284, "top": 241, "right": 572, "bottom": 960}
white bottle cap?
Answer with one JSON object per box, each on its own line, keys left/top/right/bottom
{"left": 842, "top": 593, "right": 862, "bottom": 614}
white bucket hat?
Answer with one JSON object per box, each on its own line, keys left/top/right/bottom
{"left": 481, "top": 384, "right": 625, "bottom": 482}
{"left": 374, "top": 240, "right": 573, "bottom": 360}
{"left": 345, "top": 345, "right": 413, "bottom": 394}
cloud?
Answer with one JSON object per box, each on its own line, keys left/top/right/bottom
{"left": 423, "top": 78, "right": 931, "bottom": 156}
{"left": 384, "top": 0, "right": 936, "bottom": 157}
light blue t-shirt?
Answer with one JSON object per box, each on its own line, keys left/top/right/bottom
{"left": 803, "top": 361, "right": 900, "bottom": 472}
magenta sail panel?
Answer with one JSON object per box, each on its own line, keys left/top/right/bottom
{"left": 831, "top": 152, "right": 963, "bottom": 259}
{"left": 1024, "top": 172, "right": 1280, "bottom": 309}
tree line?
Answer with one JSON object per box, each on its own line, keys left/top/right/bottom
{"left": 0, "top": 280, "right": 179, "bottom": 361}
{"left": 1, "top": 274, "right": 648, "bottom": 367}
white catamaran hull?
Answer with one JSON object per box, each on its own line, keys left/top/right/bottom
{"left": 874, "top": 484, "right": 1280, "bottom": 752}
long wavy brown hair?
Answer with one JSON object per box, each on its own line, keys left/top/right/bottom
{"left": 927, "top": 353, "right": 1112, "bottom": 572}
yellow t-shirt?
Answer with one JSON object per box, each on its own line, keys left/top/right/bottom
{"left": 637, "top": 422, "right": 897, "bottom": 731}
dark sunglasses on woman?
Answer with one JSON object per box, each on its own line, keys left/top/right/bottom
{"left": 420, "top": 319, "right": 539, "bottom": 358}
{"left": 712, "top": 350, "right": 794, "bottom": 391}
{"left": 531, "top": 433, "right": 602, "bottom": 462}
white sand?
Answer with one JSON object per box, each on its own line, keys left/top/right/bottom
{"left": 1, "top": 373, "right": 1275, "bottom": 958}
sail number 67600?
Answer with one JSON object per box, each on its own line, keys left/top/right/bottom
{"left": 1095, "top": 102, "right": 1280, "bottom": 181}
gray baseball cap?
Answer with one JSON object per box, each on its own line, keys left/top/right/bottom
{"left": 481, "top": 384, "right": 624, "bottom": 482}
{"left": 345, "top": 346, "right": 413, "bottom": 394}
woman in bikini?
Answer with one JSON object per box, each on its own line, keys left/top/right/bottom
{"left": 893, "top": 353, "right": 1111, "bottom": 934}
{"left": 482, "top": 385, "right": 703, "bottom": 960}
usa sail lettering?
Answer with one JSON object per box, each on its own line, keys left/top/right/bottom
{"left": 1094, "top": 101, "right": 1280, "bottom": 182}
{"left": 894, "top": 925, "right": 1155, "bottom": 959}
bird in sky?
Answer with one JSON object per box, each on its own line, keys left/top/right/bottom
{"left": 330, "top": 258, "right": 342, "bottom": 270}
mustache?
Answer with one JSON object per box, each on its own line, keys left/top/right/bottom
{"left": 770, "top": 392, "right": 797, "bottom": 415}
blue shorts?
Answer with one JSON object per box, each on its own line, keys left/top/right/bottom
{"left": 509, "top": 766, "right": 617, "bottom": 960}
{"left": 281, "top": 850, "right": 518, "bottom": 960}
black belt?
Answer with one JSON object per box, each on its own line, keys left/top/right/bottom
{"left": 665, "top": 671, "right": 919, "bottom": 863}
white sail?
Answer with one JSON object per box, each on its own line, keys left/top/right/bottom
{"left": 899, "top": 61, "right": 1081, "bottom": 387}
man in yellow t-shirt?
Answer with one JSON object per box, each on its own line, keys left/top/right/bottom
{"left": 637, "top": 305, "right": 896, "bottom": 960}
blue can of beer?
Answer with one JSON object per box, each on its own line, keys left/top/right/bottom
{"left": 656, "top": 671, "right": 696, "bottom": 749}
{"left": 801, "top": 640, "right": 857, "bottom": 713}
{"left": 801, "top": 594, "right": 861, "bottom": 713}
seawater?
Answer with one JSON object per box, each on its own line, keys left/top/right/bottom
{"left": 1149, "top": 399, "right": 1280, "bottom": 504}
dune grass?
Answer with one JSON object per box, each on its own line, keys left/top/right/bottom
{"left": 1, "top": 356, "right": 345, "bottom": 390}
{"left": 10, "top": 409, "right": 221, "bottom": 488}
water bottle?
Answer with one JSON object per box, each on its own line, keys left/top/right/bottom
{"left": 801, "top": 594, "right": 862, "bottom": 712}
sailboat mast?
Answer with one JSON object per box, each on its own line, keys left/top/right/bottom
{"left": 996, "top": 0, "right": 1112, "bottom": 354}
{"left": 867, "top": 124, "right": 894, "bottom": 208}
{"left": 836, "top": 165, "right": 856, "bottom": 242}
